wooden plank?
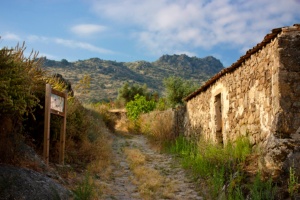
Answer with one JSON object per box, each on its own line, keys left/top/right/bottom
{"left": 59, "top": 92, "right": 67, "bottom": 165}
{"left": 50, "top": 109, "right": 65, "bottom": 117}
{"left": 51, "top": 89, "right": 66, "bottom": 97}
{"left": 43, "top": 84, "right": 51, "bottom": 165}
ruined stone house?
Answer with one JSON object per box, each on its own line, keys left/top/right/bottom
{"left": 183, "top": 24, "right": 300, "bottom": 177}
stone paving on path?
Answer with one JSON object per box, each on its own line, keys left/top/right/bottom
{"left": 98, "top": 133, "right": 203, "bottom": 200}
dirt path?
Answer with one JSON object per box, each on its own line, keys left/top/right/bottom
{"left": 99, "top": 132, "right": 203, "bottom": 200}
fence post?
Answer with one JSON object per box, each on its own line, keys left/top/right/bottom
{"left": 43, "top": 84, "right": 51, "bottom": 165}
{"left": 59, "top": 92, "right": 67, "bottom": 164}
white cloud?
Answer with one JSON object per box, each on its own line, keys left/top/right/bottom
{"left": 2, "top": 33, "right": 115, "bottom": 55}
{"left": 1, "top": 32, "right": 21, "bottom": 41}
{"left": 54, "top": 38, "right": 114, "bottom": 54}
{"left": 38, "top": 52, "right": 57, "bottom": 60}
{"left": 174, "top": 51, "right": 197, "bottom": 57}
{"left": 27, "top": 35, "right": 50, "bottom": 43}
{"left": 90, "top": 0, "right": 300, "bottom": 56}
{"left": 71, "top": 24, "right": 107, "bottom": 36}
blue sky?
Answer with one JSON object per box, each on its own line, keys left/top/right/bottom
{"left": 0, "top": 0, "right": 299, "bottom": 67}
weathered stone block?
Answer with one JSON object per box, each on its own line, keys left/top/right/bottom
{"left": 184, "top": 26, "right": 300, "bottom": 178}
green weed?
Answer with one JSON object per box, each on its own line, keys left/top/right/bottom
{"left": 288, "top": 163, "right": 299, "bottom": 198}
{"left": 249, "top": 173, "right": 275, "bottom": 200}
{"left": 73, "top": 173, "right": 95, "bottom": 200}
{"left": 165, "top": 135, "right": 252, "bottom": 199}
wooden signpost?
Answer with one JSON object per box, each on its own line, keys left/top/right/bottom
{"left": 43, "top": 84, "right": 67, "bottom": 165}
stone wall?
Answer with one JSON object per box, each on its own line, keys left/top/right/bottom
{"left": 184, "top": 26, "right": 300, "bottom": 177}
{"left": 185, "top": 35, "right": 280, "bottom": 146}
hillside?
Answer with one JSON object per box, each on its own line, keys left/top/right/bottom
{"left": 42, "top": 54, "right": 224, "bottom": 102}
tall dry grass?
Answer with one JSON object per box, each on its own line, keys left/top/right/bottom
{"left": 62, "top": 102, "right": 114, "bottom": 199}
{"left": 139, "top": 109, "right": 175, "bottom": 147}
{"left": 66, "top": 102, "right": 113, "bottom": 172}
{"left": 124, "top": 148, "right": 167, "bottom": 199}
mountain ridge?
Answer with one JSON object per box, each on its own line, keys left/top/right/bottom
{"left": 42, "top": 54, "right": 224, "bottom": 102}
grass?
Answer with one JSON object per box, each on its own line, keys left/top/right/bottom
{"left": 139, "top": 109, "right": 174, "bottom": 147}
{"left": 123, "top": 147, "right": 175, "bottom": 199}
{"left": 53, "top": 102, "right": 114, "bottom": 199}
{"left": 288, "top": 163, "right": 299, "bottom": 198}
{"left": 124, "top": 148, "right": 163, "bottom": 198}
{"left": 164, "top": 135, "right": 277, "bottom": 199}
{"left": 124, "top": 148, "right": 146, "bottom": 167}
{"left": 248, "top": 173, "right": 276, "bottom": 200}
{"left": 73, "top": 173, "right": 95, "bottom": 200}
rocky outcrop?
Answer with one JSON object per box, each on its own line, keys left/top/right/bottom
{"left": 0, "top": 165, "right": 71, "bottom": 200}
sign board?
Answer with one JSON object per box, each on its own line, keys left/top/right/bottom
{"left": 44, "top": 84, "right": 67, "bottom": 165}
{"left": 51, "top": 94, "right": 64, "bottom": 113}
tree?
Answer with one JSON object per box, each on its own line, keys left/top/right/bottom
{"left": 61, "top": 58, "right": 69, "bottom": 66}
{"left": 117, "top": 82, "right": 151, "bottom": 104}
{"left": 126, "top": 94, "right": 156, "bottom": 121}
{"left": 163, "top": 76, "right": 198, "bottom": 108}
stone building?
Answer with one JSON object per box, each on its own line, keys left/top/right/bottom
{"left": 183, "top": 24, "right": 300, "bottom": 177}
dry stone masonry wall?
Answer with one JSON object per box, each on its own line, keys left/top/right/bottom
{"left": 183, "top": 25, "right": 300, "bottom": 177}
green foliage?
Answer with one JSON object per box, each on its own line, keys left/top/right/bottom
{"left": 155, "top": 98, "right": 168, "bottom": 111}
{"left": 117, "top": 82, "right": 152, "bottom": 104}
{"left": 249, "top": 173, "right": 275, "bottom": 200}
{"left": 73, "top": 173, "right": 94, "bottom": 200}
{"left": 126, "top": 94, "right": 156, "bottom": 121}
{"left": 43, "top": 54, "right": 223, "bottom": 102}
{"left": 61, "top": 58, "right": 69, "bottom": 66}
{"left": 163, "top": 76, "right": 197, "bottom": 108}
{"left": 0, "top": 43, "right": 44, "bottom": 120}
{"left": 288, "top": 163, "right": 299, "bottom": 197}
{"left": 165, "top": 136, "right": 253, "bottom": 199}
{"left": 0, "top": 42, "right": 46, "bottom": 164}
{"left": 227, "top": 172, "right": 245, "bottom": 200}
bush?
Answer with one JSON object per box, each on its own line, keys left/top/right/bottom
{"left": 126, "top": 94, "right": 156, "bottom": 121}
{"left": 0, "top": 43, "right": 45, "bottom": 163}
{"left": 117, "top": 82, "right": 152, "bottom": 104}
{"left": 163, "top": 76, "right": 197, "bottom": 108}
{"left": 0, "top": 43, "right": 44, "bottom": 121}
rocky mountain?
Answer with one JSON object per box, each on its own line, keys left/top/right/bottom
{"left": 42, "top": 54, "right": 224, "bottom": 102}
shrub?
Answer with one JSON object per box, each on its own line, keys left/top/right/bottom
{"left": 126, "top": 94, "right": 156, "bottom": 121}
{"left": 0, "top": 43, "right": 45, "bottom": 163}
{"left": 117, "top": 82, "right": 152, "bottom": 104}
{"left": 163, "top": 76, "right": 197, "bottom": 108}
{"left": 0, "top": 43, "right": 44, "bottom": 121}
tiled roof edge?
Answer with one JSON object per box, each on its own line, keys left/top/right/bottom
{"left": 184, "top": 24, "right": 300, "bottom": 102}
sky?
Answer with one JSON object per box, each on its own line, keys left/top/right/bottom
{"left": 0, "top": 0, "right": 299, "bottom": 67}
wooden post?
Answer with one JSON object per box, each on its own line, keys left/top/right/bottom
{"left": 59, "top": 92, "right": 67, "bottom": 164}
{"left": 43, "top": 84, "right": 51, "bottom": 165}
{"left": 44, "top": 84, "right": 67, "bottom": 165}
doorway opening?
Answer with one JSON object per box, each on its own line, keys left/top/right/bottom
{"left": 214, "top": 93, "right": 223, "bottom": 145}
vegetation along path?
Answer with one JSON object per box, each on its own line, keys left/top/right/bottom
{"left": 98, "top": 131, "right": 203, "bottom": 200}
